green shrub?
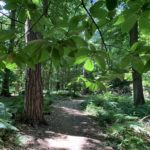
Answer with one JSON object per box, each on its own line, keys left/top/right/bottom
{"left": 0, "top": 102, "right": 18, "bottom": 146}
{"left": 82, "top": 92, "right": 150, "bottom": 149}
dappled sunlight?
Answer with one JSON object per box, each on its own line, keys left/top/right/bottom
{"left": 15, "top": 99, "right": 110, "bottom": 150}
{"left": 57, "top": 106, "right": 86, "bottom": 116}
{"left": 52, "top": 99, "right": 93, "bottom": 116}
{"left": 17, "top": 131, "right": 104, "bottom": 150}
{"left": 37, "top": 135, "right": 89, "bottom": 150}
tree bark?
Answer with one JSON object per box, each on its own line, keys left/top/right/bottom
{"left": 130, "top": 23, "right": 145, "bottom": 106}
{"left": 24, "top": 19, "right": 46, "bottom": 125}
{"left": 1, "top": 10, "right": 16, "bottom": 97}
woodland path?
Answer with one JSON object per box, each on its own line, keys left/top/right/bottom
{"left": 9, "top": 99, "right": 113, "bottom": 150}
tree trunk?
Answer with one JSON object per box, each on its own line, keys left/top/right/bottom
{"left": 1, "top": 68, "right": 10, "bottom": 97}
{"left": 24, "top": 19, "right": 46, "bottom": 125}
{"left": 130, "top": 23, "right": 145, "bottom": 106}
{"left": 1, "top": 10, "right": 16, "bottom": 97}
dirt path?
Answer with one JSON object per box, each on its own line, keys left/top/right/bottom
{"left": 13, "top": 99, "right": 113, "bottom": 150}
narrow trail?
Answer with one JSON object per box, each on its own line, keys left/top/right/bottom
{"left": 15, "top": 99, "right": 113, "bottom": 150}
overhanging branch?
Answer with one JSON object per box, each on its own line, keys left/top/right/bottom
{"left": 81, "top": 0, "right": 108, "bottom": 51}
{"left": 0, "top": 11, "right": 24, "bottom": 25}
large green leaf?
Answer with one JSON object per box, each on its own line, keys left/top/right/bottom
{"left": 69, "top": 15, "right": 86, "bottom": 31}
{"left": 131, "top": 56, "right": 145, "bottom": 74}
{"left": 115, "top": 10, "right": 138, "bottom": 33}
{"left": 4, "top": 0, "right": 18, "bottom": 10}
{"left": 32, "top": 0, "right": 41, "bottom": 6}
{"left": 72, "top": 36, "right": 88, "bottom": 49}
{"left": 0, "top": 30, "right": 15, "bottom": 42}
{"left": 23, "top": 40, "right": 49, "bottom": 65}
{"left": 85, "top": 81, "right": 105, "bottom": 91}
{"left": 120, "top": 55, "right": 131, "bottom": 68}
{"left": 121, "top": 14, "right": 137, "bottom": 33}
{"left": 74, "top": 55, "right": 88, "bottom": 65}
{"left": 24, "top": 39, "right": 48, "bottom": 55}
{"left": 38, "top": 49, "right": 49, "bottom": 63}
{"left": 144, "top": 59, "right": 150, "bottom": 72}
{"left": 139, "top": 11, "right": 150, "bottom": 35}
{"left": 90, "top": 0, "right": 103, "bottom": 14}
{"left": 84, "top": 58, "right": 94, "bottom": 72}
{"left": 90, "top": 3, "right": 108, "bottom": 19}
{"left": 94, "top": 55, "right": 106, "bottom": 70}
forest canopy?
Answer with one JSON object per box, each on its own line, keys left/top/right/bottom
{"left": 0, "top": 0, "right": 150, "bottom": 149}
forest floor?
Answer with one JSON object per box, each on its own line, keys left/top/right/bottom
{"left": 4, "top": 99, "right": 113, "bottom": 150}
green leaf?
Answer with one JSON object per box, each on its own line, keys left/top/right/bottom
{"left": 85, "top": 80, "right": 92, "bottom": 88}
{"left": 120, "top": 55, "right": 131, "bottom": 68}
{"left": 32, "top": 0, "right": 41, "bottom": 6}
{"left": 38, "top": 49, "right": 49, "bottom": 62}
{"left": 0, "top": 62, "right": 5, "bottom": 70}
{"left": 4, "top": 62, "right": 17, "bottom": 72}
{"left": 129, "top": 42, "right": 143, "bottom": 52}
{"left": 0, "top": 30, "right": 15, "bottom": 42}
{"left": 24, "top": 39, "right": 48, "bottom": 55}
{"left": 84, "top": 59, "right": 94, "bottom": 72}
{"left": 121, "top": 14, "right": 137, "bottom": 33}
{"left": 88, "top": 81, "right": 105, "bottom": 91}
{"left": 131, "top": 56, "right": 145, "bottom": 74}
{"left": 90, "top": 0, "right": 103, "bottom": 15}
{"left": 90, "top": 4, "right": 108, "bottom": 19}
{"left": 74, "top": 55, "right": 88, "bottom": 65}
{"left": 69, "top": 15, "right": 86, "bottom": 31}
{"left": 106, "top": 0, "right": 118, "bottom": 11}
{"left": 72, "top": 36, "right": 88, "bottom": 48}
{"left": 139, "top": 11, "right": 150, "bottom": 35}
{"left": 94, "top": 55, "right": 106, "bottom": 70}
{"left": 115, "top": 15, "right": 125, "bottom": 25}
{"left": 144, "top": 59, "right": 150, "bottom": 72}
{"left": 89, "top": 82, "right": 98, "bottom": 91}
{"left": 4, "top": 2, "right": 18, "bottom": 10}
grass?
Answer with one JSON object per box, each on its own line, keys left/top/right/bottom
{"left": 81, "top": 92, "right": 150, "bottom": 149}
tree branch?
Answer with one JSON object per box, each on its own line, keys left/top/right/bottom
{"left": 0, "top": 11, "right": 24, "bottom": 25}
{"left": 81, "top": 0, "right": 108, "bottom": 51}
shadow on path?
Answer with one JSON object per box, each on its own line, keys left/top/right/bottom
{"left": 16, "top": 99, "right": 113, "bottom": 150}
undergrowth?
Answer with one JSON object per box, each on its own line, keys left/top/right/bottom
{"left": 0, "top": 101, "right": 18, "bottom": 147}
{"left": 82, "top": 92, "right": 150, "bottom": 150}
{"left": 0, "top": 94, "right": 54, "bottom": 147}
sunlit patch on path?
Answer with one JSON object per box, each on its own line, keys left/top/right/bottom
{"left": 37, "top": 135, "right": 103, "bottom": 150}
{"left": 17, "top": 99, "right": 113, "bottom": 150}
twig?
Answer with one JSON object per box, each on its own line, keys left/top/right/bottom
{"left": 81, "top": 0, "right": 108, "bottom": 51}
{"left": 0, "top": 11, "right": 24, "bottom": 25}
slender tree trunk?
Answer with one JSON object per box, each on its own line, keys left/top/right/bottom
{"left": 1, "top": 68, "right": 10, "bottom": 97}
{"left": 24, "top": 19, "right": 46, "bottom": 125}
{"left": 82, "top": 68, "right": 89, "bottom": 94}
{"left": 130, "top": 23, "right": 145, "bottom": 106}
{"left": 1, "top": 10, "right": 16, "bottom": 97}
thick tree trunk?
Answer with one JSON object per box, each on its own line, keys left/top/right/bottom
{"left": 24, "top": 64, "right": 45, "bottom": 124}
{"left": 24, "top": 19, "right": 46, "bottom": 125}
{"left": 130, "top": 23, "right": 145, "bottom": 106}
{"left": 1, "top": 10, "right": 16, "bottom": 97}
